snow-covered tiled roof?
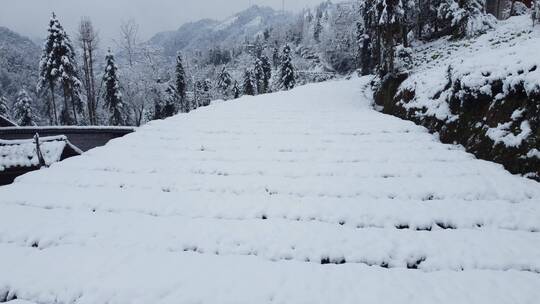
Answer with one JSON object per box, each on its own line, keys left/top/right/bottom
{"left": 0, "top": 135, "right": 81, "bottom": 172}
{"left": 0, "top": 78, "right": 539, "bottom": 303}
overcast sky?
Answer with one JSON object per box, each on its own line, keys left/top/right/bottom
{"left": 0, "top": 0, "right": 324, "bottom": 44}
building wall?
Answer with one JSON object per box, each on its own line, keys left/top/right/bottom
{"left": 0, "top": 127, "right": 134, "bottom": 152}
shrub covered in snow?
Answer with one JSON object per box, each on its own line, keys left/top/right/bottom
{"left": 376, "top": 15, "right": 540, "bottom": 180}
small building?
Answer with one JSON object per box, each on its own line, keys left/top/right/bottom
{"left": 0, "top": 135, "right": 82, "bottom": 186}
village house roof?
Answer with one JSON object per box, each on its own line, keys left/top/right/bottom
{"left": 0, "top": 135, "right": 82, "bottom": 172}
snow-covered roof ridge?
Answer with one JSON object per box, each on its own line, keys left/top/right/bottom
{"left": 0, "top": 78, "right": 539, "bottom": 303}
{"left": 0, "top": 135, "right": 81, "bottom": 172}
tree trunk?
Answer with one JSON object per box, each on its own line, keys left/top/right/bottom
{"left": 88, "top": 47, "right": 97, "bottom": 124}
{"left": 71, "top": 92, "right": 78, "bottom": 125}
{"left": 49, "top": 84, "right": 58, "bottom": 125}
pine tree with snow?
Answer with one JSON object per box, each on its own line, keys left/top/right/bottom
{"left": 13, "top": 90, "right": 37, "bottom": 126}
{"left": 280, "top": 45, "right": 296, "bottom": 90}
{"left": 253, "top": 58, "right": 264, "bottom": 95}
{"left": 201, "top": 79, "right": 213, "bottom": 107}
{"left": 161, "top": 84, "right": 178, "bottom": 119}
{"left": 37, "top": 13, "right": 83, "bottom": 125}
{"left": 243, "top": 70, "right": 256, "bottom": 96}
{"left": 532, "top": 0, "right": 540, "bottom": 26}
{"left": 175, "top": 53, "right": 188, "bottom": 113}
{"left": 0, "top": 96, "right": 9, "bottom": 119}
{"left": 377, "top": 0, "right": 405, "bottom": 76}
{"left": 37, "top": 13, "right": 63, "bottom": 125}
{"left": 357, "top": 0, "right": 380, "bottom": 76}
{"left": 314, "top": 11, "right": 323, "bottom": 43}
{"left": 58, "top": 27, "right": 84, "bottom": 126}
{"left": 217, "top": 67, "right": 233, "bottom": 98}
{"left": 150, "top": 84, "right": 167, "bottom": 120}
{"left": 260, "top": 55, "right": 272, "bottom": 94}
{"left": 232, "top": 81, "right": 241, "bottom": 99}
{"left": 102, "top": 50, "right": 125, "bottom": 126}
{"left": 272, "top": 46, "right": 280, "bottom": 69}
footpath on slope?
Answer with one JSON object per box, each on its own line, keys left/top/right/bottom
{"left": 0, "top": 77, "right": 539, "bottom": 304}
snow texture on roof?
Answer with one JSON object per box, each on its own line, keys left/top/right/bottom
{"left": 0, "top": 78, "right": 539, "bottom": 303}
{"left": 0, "top": 136, "right": 79, "bottom": 171}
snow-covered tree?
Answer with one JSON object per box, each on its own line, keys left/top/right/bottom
{"left": 313, "top": 10, "right": 323, "bottom": 43}
{"left": 253, "top": 58, "right": 264, "bottom": 95}
{"left": 377, "top": 0, "right": 405, "bottom": 76}
{"left": 78, "top": 17, "right": 99, "bottom": 125}
{"left": 532, "top": 0, "right": 540, "bottom": 26}
{"left": 243, "top": 70, "right": 256, "bottom": 96}
{"left": 152, "top": 82, "right": 178, "bottom": 120}
{"left": 280, "top": 45, "right": 296, "bottom": 90}
{"left": 200, "top": 79, "right": 213, "bottom": 106}
{"left": 437, "top": 0, "right": 492, "bottom": 38}
{"left": 102, "top": 50, "right": 125, "bottom": 126}
{"left": 260, "top": 55, "right": 272, "bottom": 94}
{"left": 175, "top": 53, "right": 188, "bottom": 113}
{"left": 37, "top": 13, "right": 64, "bottom": 125}
{"left": 37, "top": 12, "right": 83, "bottom": 125}
{"left": 232, "top": 81, "right": 241, "bottom": 99}
{"left": 13, "top": 89, "right": 37, "bottom": 126}
{"left": 0, "top": 96, "right": 9, "bottom": 118}
{"left": 217, "top": 67, "right": 233, "bottom": 98}
{"left": 272, "top": 46, "right": 280, "bottom": 69}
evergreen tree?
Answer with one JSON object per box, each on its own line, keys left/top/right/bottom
{"left": 217, "top": 67, "right": 233, "bottom": 98}
{"left": 175, "top": 53, "right": 188, "bottom": 113}
{"left": 37, "top": 13, "right": 83, "bottom": 125}
{"left": 280, "top": 45, "right": 296, "bottom": 90}
{"left": 357, "top": 0, "right": 379, "bottom": 76}
{"left": 151, "top": 82, "right": 178, "bottom": 120}
{"left": 243, "top": 70, "right": 256, "bottom": 96}
{"left": 163, "top": 84, "right": 179, "bottom": 118}
{"left": 58, "top": 27, "right": 83, "bottom": 125}
{"left": 0, "top": 96, "right": 9, "bottom": 118}
{"left": 259, "top": 55, "right": 272, "bottom": 94}
{"left": 13, "top": 90, "right": 37, "bottom": 126}
{"left": 377, "top": 0, "right": 405, "bottom": 76}
{"left": 534, "top": 0, "right": 540, "bottom": 26}
{"left": 314, "top": 11, "right": 323, "bottom": 43}
{"left": 151, "top": 85, "right": 165, "bottom": 120}
{"left": 37, "top": 13, "right": 63, "bottom": 125}
{"left": 200, "top": 79, "right": 213, "bottom": 107}
{"left": 232, "top": 81, "right": 241, "bottom": 99}
{"left": 254, "top": 58, "right": 264, "bottom": 95}
{"left": 272, "top": 46, "right": 280, "bottom": 69}
{"left": 193, "top": 80, "right": 202, "bottom": 110}
{"left": 102, "top": 50, "right": 125, "bottom": 126}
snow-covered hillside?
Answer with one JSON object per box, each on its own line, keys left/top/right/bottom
{"left": 149, "top": 5, "right": 294, "bottom": 56}
{"left": 382, "top": 15, "right": 540, "bottom": 180}
{"left": 1, "top": 78, "right": 540, "bottom": 303}
{"left": 0, "top": 27, "right": 40, "bottom": 105}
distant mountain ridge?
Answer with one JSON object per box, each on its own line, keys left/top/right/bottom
{"left": 148, "top": 5, "right": 294, "bottom": 56}
{"left": 0, "top": 26, "right": 40, "bottom": 98}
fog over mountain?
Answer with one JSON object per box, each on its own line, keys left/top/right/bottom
{"left": 0, "top": 0, "right": 325, "bottom": 42}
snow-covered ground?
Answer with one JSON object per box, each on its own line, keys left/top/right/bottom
{"left": 1, "top": 77, "right": 540, "bottom": 303}
{"left": 401, "top": 15, "right": 540, "bottom": 123}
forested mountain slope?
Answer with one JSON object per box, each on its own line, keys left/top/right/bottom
{"left": 149, "top": 6, "right": 294, "bottom": 56}
{"left": 0, "top": 27, "right": 40, "bottom": 107}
